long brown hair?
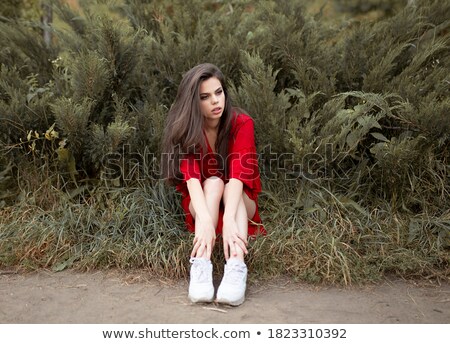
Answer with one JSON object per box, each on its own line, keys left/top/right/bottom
{"left": 161, "top": 63, "right": 234, "bottom": 184}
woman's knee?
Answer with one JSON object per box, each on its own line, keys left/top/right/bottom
{"left": 202, "top": 177, "right": 225, "bottom": 199}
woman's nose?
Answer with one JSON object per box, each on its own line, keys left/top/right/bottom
{"left": 211, "top": 95, "right": 218, "bottom": 104}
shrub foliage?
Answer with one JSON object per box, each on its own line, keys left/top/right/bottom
{"left": 0, "top": 0, "right": 448, "bottom": 284}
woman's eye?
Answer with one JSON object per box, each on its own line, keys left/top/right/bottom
{"left": 200, "top": 96, "right": 208, "bottom": 100}
{"left": 216, "top": 90, "right": 223, "bottom": 95}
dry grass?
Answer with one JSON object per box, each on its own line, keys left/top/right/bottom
{"left": 1, "top": 177, "right": 448, "bottom": 285}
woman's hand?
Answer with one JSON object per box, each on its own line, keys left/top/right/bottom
{"left": 191, "top": 217, "right": 216, "bottom": 260}
{"left": 222, "top": 217, "right": 248, "bottom": 260}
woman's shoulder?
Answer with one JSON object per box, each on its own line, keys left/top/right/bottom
{"left": 232, "top": 109, "right": 254, "bottom": 127}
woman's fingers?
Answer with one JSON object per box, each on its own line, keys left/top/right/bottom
{"left": 223, "top": 241, "right": 230, "bottom": 260}
{"left": 192, "top": 237, "right": 215, "bottom": 259}
{"left": 224, "top": 238, "right": 231, "bottom": 259}
{"left": 236, "top": 239, "right": 248, "bottom": 255}
{"left": 230, "top": 241, "right": 237, "bottom": 257}
{"left": 223, "top": 236, "right": 247, "bottom": 260}
{"left": 205, "top": 240, "right": 213, "bottom": 260}
{"left": 223, "top": 241, "right": 227, "bottom": 260}
{"left": 236, "top": 232, "right": 248, "bottom": 245}
{"left": 191, "top": 237, "right": 202, "bottom": 257}
{"left": 232, "top": 237, "right": 248, "bottom": 255}
{"left": 190, "top": 243, "right": 199, "bottom": 257}
{"left": 197, "top": 245, "right": 205, "bottom": 258}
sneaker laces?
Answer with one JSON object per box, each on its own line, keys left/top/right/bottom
{"left": 190, "top": 258, "right": 212, "bottom": 283}
{"left": 223, "top": 261, "right": 247, "bottom": 285}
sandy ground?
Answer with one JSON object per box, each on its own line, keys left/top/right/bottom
{"left": 0, "top": 269, "right": 449, "bottom": 324}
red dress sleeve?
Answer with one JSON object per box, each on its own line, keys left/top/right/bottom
{"left": 179, "top": 154, "right": 201, "bottom": 182}
{"left": 228, "top": 116, "right": 261, "bottom": 195}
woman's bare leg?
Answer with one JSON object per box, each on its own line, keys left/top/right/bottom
{"left": 189, "top": 176, "right": 224, "bottom": 259}
{"left": 222, "top": 186, "right": 256, "bottom": 261}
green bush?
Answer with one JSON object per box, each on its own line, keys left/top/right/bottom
{"left": 0, "top": 0, "right": 448, "bottom": 284}
{"left": 0, "top": 0, "right": 23, "bottom": 18}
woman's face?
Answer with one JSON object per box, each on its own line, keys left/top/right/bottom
{"left": 199, "top": 77, "right": 225, "bottom": 122}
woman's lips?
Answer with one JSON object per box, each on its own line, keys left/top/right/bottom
{"left": 212, "top": 107, "right": 222, "bottom": 114}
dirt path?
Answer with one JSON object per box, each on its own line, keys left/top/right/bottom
{"left": 0, "top": 270, "right": 449, "bottom": 324}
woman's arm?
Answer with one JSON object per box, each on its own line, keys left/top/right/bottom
{"left": 186, "top": 178, "right": 216, "bottom": 259}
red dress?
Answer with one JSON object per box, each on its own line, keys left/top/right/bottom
{"left": 176, "top": 113, "right": 266, "bottom": 236}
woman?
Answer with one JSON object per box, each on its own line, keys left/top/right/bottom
{"left": 161, "top": 63, "right": 265, "bottom": 306}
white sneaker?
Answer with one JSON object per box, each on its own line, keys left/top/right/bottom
{"left": 188, "top": 257, "right": 214, "bottom": 303}
{"left": 216, "top": 258, "right": 247, "bottom": 306}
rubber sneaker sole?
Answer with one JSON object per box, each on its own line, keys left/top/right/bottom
{"left": 216, "top": 294, "right": 245, "bottom": 306}
{"left": 189, "top": 289, "right": 215, "bottom": 303}
{"left": 189, "top": 295, "right": 214, "bottom": 303}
